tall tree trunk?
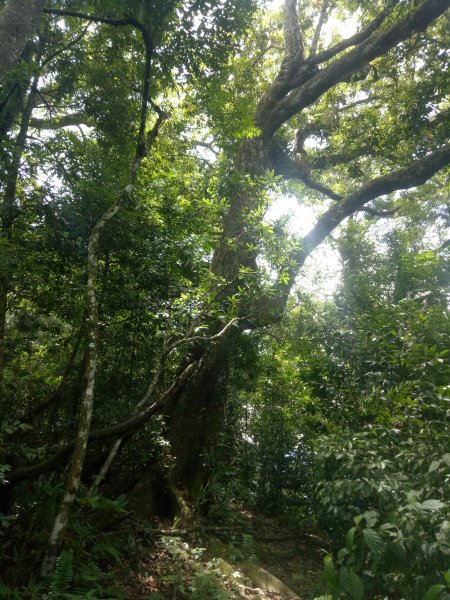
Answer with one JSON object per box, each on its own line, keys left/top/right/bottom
{"left": 0, "top": 0, "right": 43, "bottom": 77}
{"left": 166, "top": 137, "right": 269, "bottom": 492}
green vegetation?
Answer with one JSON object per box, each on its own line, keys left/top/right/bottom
{"left": 0, "top": 0, "right": 449, "bottom": 597}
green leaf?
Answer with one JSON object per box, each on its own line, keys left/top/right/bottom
{"left": 363, "top": 510, "right": 379, "bottom": 527}
{"left": 421, "top": 500, "right": 445, "bottom": 511}
{"left": 339, "top": 567, "right": 364, "bottom": 600}
{"left": 354, "top": 514, "right": 364, "bottom": 526}
{"left": 423, "top": 584, "right": 445, "bottom": 600}
{"left": 363, "top": 528, "right": 384, "bottom": 553}
{"left": 429, "top": 460, "right": 441, "bottom": 472}
{"left": 346, "top": 527, "right": 356, "bottom": 551}
{"left": 323, "top": 555, "right": 338, "bottom": 589}
{"left": 339, "top": 566, "right": 352, "bottom": 592}
{"left": 349, "top": 571, "right": 364, "bottom": 600}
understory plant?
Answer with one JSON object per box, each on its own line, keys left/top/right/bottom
{"left": 315, "top": 391, "right": 450, "bottom": 600}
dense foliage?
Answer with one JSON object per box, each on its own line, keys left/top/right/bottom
{"left": 0, "top": 0, "right": 449, "bottom": 597}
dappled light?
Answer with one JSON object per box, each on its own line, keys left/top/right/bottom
{"left": 0, "top": 0, "right": 449, "bottom": 597}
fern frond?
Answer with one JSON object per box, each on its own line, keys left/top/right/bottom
{"left": 47, "top": 548, "right": 74, "bottom": 593}
{"left": 241, "top": 534, "right": 258, "bottom": 563}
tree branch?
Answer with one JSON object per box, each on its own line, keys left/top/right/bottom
{"left": 308, "top": 4, "right": 392, "bottom": 66}
{"left": 309, "top": 0, "right": 330, "bottom": 58}
{"left": 260, "top": 0, "right": 449, "bottom": 137}
{"left": 269, "top": 146, "right": 342, "bottom": 201}
{"left": 275, "top": 144, "right": 450, "bottom": 302}
{"left": 255, "top": 0, "right": 317, "bottom": 125}
{"left": 41, "top": 22, "right": 90, "bottom": 68}
{"left": 42, "top": 8, "right": 152, "bottom": 45}
{"left": 361, "top": 206, "right": 399, "bottom": 218}
{"left": 30, "top": 112, "right": 89, "bottom": 129}
{"left": 282, "top": 0, "right": 304, "bottom": 63}
{"left": 6, "top": 362, "right": 197, "bottom": 486}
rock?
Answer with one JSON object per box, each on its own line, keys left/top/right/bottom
{"left": 240, "top": 562, "right": 300, "bottom": 599}
{"left": 214, "top": 557, "right": 236, "bottom": 577}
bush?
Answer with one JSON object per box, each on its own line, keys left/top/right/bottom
{"left": 314, "top": 393, "right": 450, "bottom": 599}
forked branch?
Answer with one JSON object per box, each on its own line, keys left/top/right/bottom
{"left": 261, "top": 0, "right": 449, "bottom": 137}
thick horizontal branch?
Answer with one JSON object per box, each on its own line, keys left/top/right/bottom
{"left": 252, "top": 144, "right": 450, "bottom": 326}
{"left": 30, "top": 113, "right": 89, "bottom": 129}
{"left": 270, "top": 147, "right": 402, "bottom": 218}
{"left": 5, "top": 362, "right": 197, "bottom": 485}
{"left": 291, "top": 144, "right": 450, "bottom": 276}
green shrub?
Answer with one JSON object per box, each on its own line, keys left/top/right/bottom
{"left": 315, "top": 394, "right": 450, "bottom": 599}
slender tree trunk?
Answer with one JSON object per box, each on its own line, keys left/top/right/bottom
{"left": 41, "top": 215, "right": 103, "bottom": 576}
{"left": 41, "top": 20, "right": 163, "bottom": 574}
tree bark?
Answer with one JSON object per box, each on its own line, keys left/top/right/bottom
{"left": 0, "top": 0, "right": 43, "bottom": 77}
{"left": 166, "top": 331, "right": 237, "bottom": 492}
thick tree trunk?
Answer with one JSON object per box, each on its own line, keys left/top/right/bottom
{"left": 166, "top": 333, "right": 236, "bottom": 493}
{"left": 166, "top": 138, "right": 268, "bottom": 492}
{"left": 0, "top": 0, "right": 43, "bottom": 77}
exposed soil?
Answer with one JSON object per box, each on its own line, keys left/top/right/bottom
{"left": 116, "top": 511, "right": 328, "bottom": 599}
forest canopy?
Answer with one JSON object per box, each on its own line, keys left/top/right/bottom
{"left": 0, "top": 0, "right": 449, "bottom": 597}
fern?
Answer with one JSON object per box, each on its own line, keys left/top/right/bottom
{"left": 241, "top": 534, "right": 258, "bottom": 563}
{"left": 46, "top": 549, "right": 74, "bottom": 595}
{"left": 190, "top": 573, "right": 232, "bottom": 600}
{"left": 79, "top": 561, "right": 103, "bottom": 583}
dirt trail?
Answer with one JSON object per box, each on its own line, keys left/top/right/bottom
{"left": 118, "top": 511, "right": 327, "bottom": 599}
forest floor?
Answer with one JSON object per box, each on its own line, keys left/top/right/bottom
{"left": 116, "top": 509, "right": 328, "bottom": 599}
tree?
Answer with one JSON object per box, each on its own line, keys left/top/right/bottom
{"left": 0, "top": 0, "right": 256, "bottom": 575}
{"left": 0, "top": 0, "right": 448, "bottom": 578}
{"left": 166, "top": 0, "right": 450, "bottom": 487}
